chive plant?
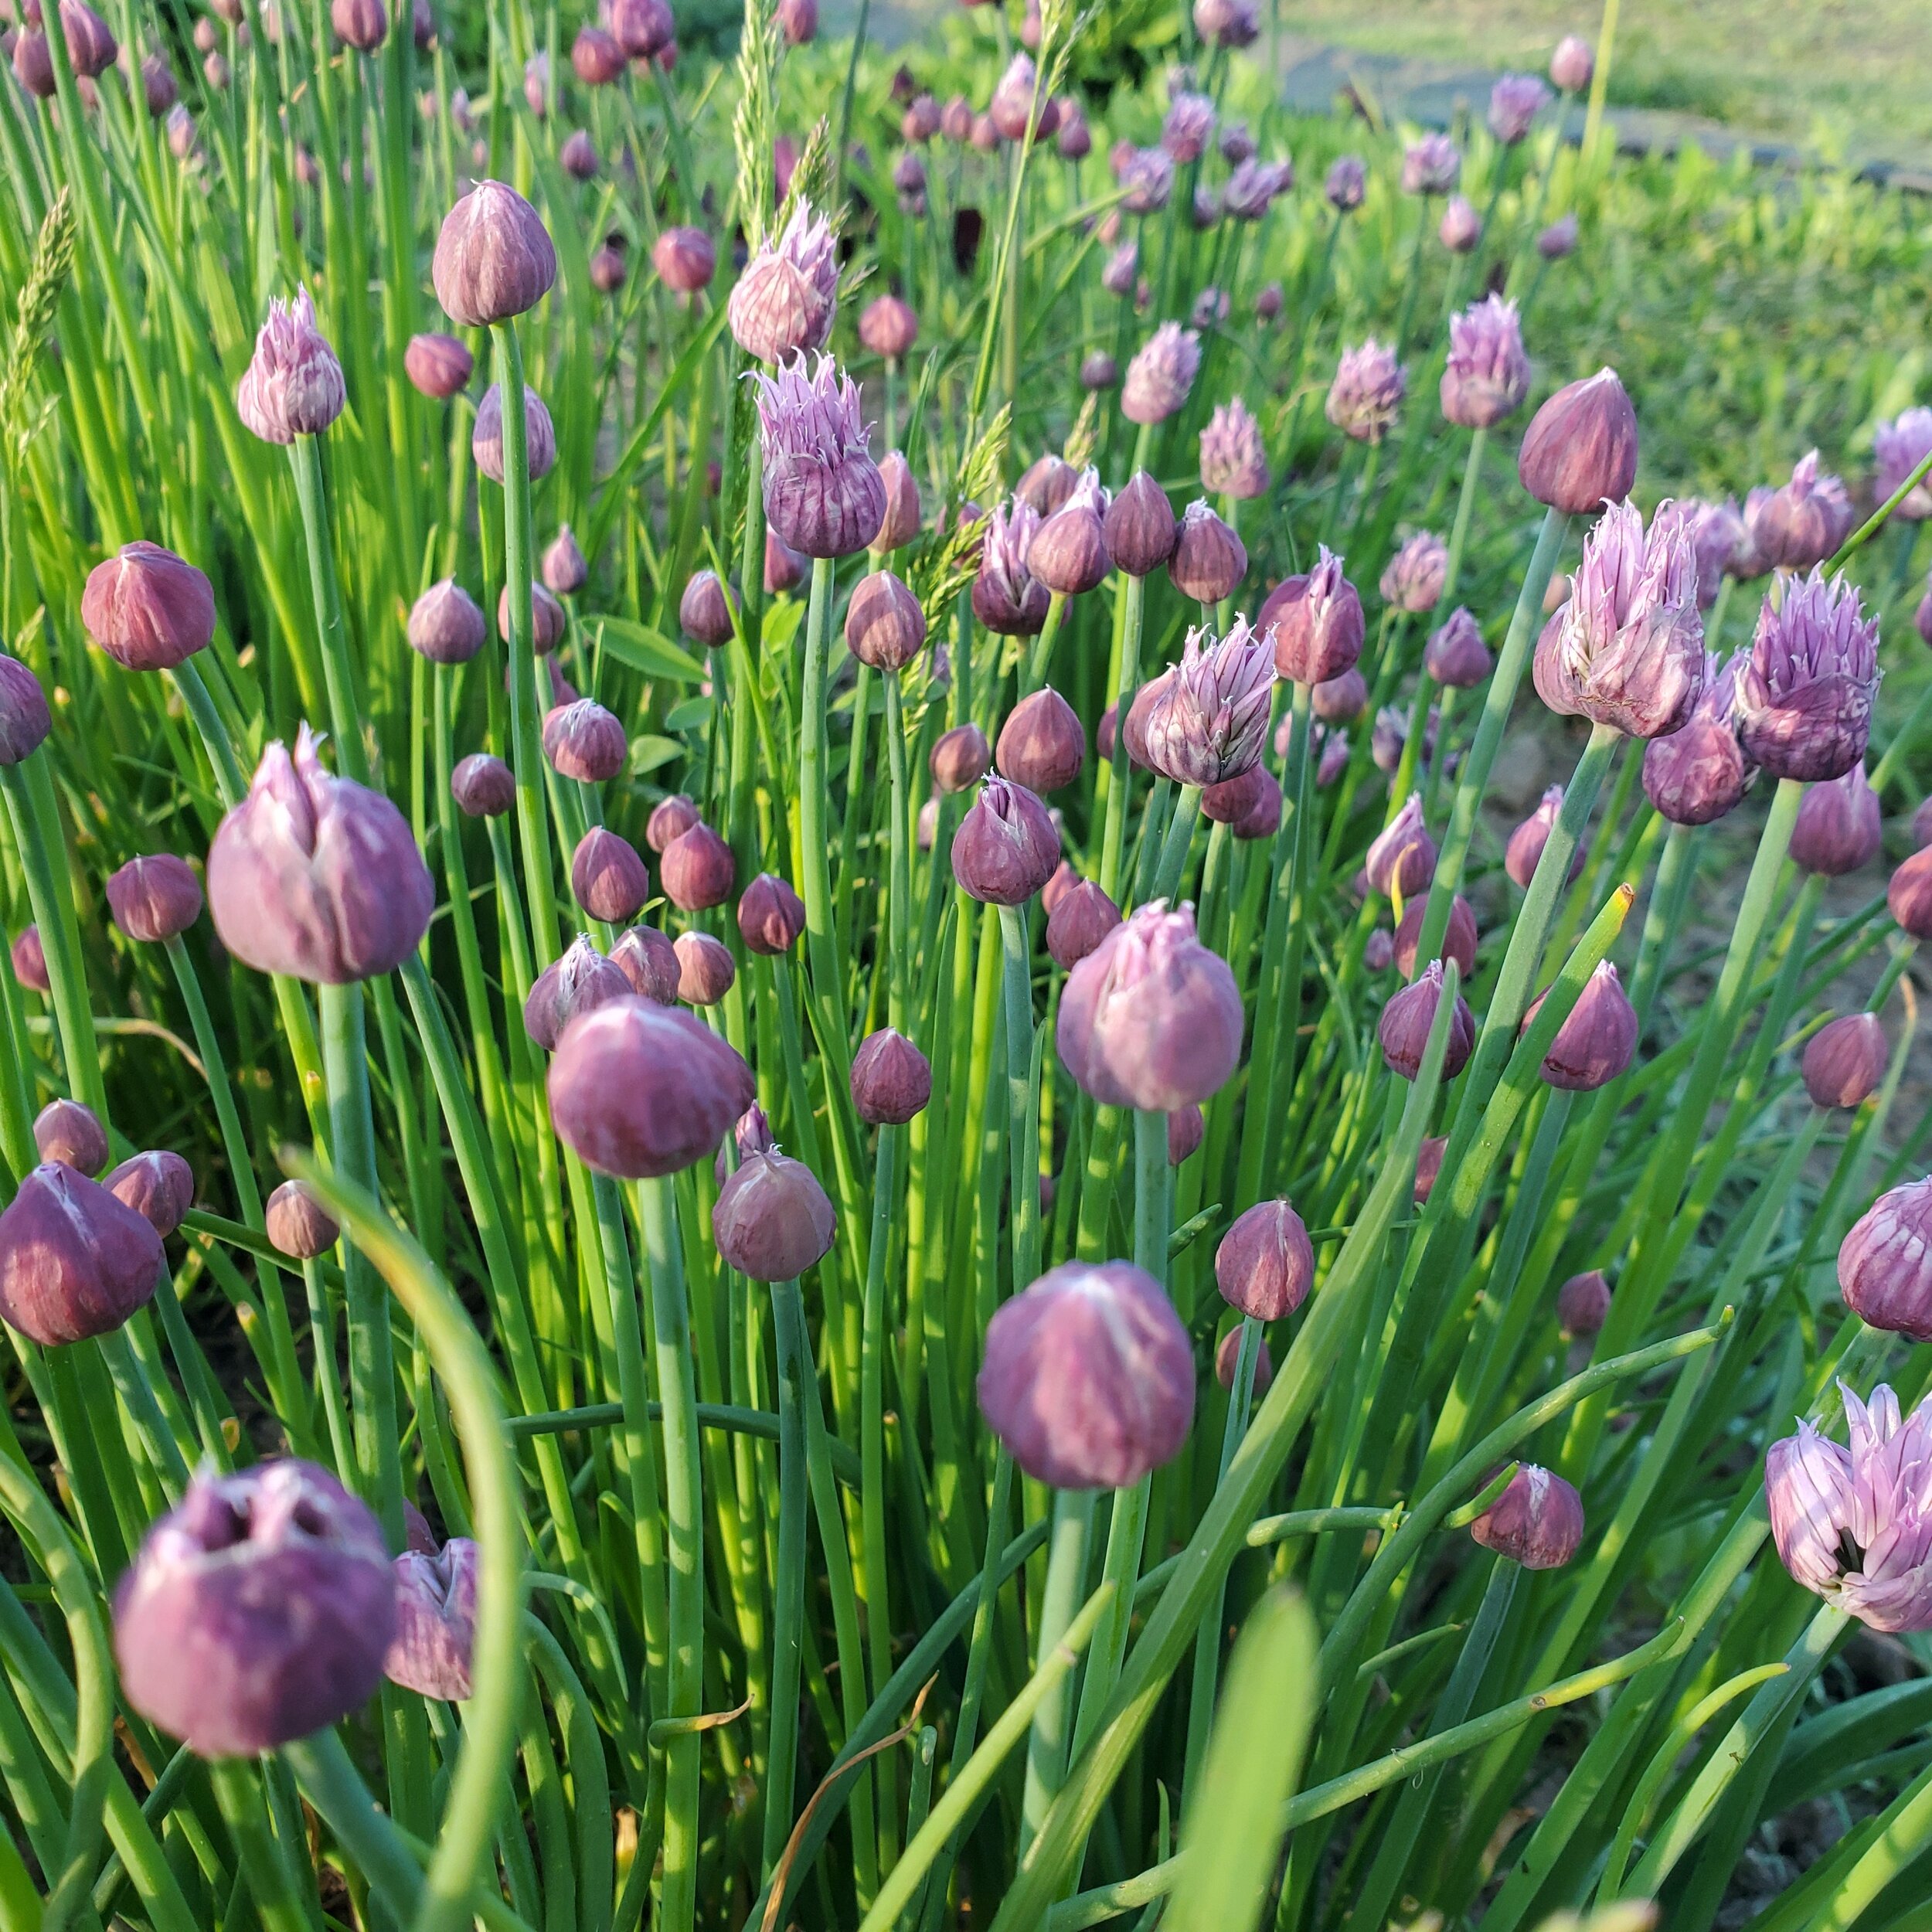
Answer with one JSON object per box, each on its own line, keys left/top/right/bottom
{"left": 1, "top": 2, "right": 1931, "bottom": 1930}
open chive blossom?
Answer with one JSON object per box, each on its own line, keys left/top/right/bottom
{"left": 1326, "top": 339, "right": 1405, "bottom": 444}
{"left": 1199, "top": 398, "right": 1270, "bottom": 498}
{"left": 728, "top": 200, "right": 838, "bottom": 364}
{"left": 752, "top": 352, "right": 886, "bottom": 556}
{"left": 1440, "top": 294, "right": 1531, "bottom": 430}
{"left": 1767, "top": 1384, "right": 1932, "bottom": 1630}
{"left": 971, "top": 500, "right": 1052, "bottom": 635}
{"left": 115, "top": 1461, "right": 396, "bottom": 1756}
{"left": 1736, "top": 570, "right": 1880, "bottom": 783}
{"left": 976, "top": 1261, "right": 1195, "bottom": 1490}
{"left": 1401, "top": 131, "right": 1461, "bottom": 195}
{"left": 1874, "top": 408, "right": 1932, "bottom": 519}
{"left": 1123, "top": 321, "right": 1202, "bottom": 426}
{"left": 1488, "top": 71, "right": 1552, "bottom": 143}
{"left": 1137, "top": 619, "right": 1275, "bottom": 787}
{"left": 236, "top": 291, "right": 345, "bottom": 443}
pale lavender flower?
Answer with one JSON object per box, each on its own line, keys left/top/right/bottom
{"left": 1874, "top": 407, "right": 1932, "bottom": 520}
{"left": 1101, "top": 240, "right": 1139, "bottom": 295}
{"left": 1767, "top": 1383, "right": 1932, "bottom": 1631}
{"left": 236, "top": 291, "right": 345, "bottom": 443}
{"left": 1123, "top": 321, "right": 1201, "bottom": 426}
{"left": 1189, "top": 285, "right": 1230, "bottom": 329}
{"left": 1381, "top": 531, "right": 1447, "bottom": 613}
{"left": 1199, "top": 400, "right": 1270, "bottom": 499}
{"left": 1116, "top": 145, "right": 1175, "bottom": 214}
{"left": 1488, "top": 73, "right": 1552, "bottom": 144}
{"left": 1439, "top": 195, "right": 1481, "bottom": 253}
{"left": 1193, "top": 0, "right": 1258, "bottom": 49}
{"left": 726, "top": 200, "right": 838, "bottom": 364}
{"left": 988, "top": 54, "right": 1041, "bottom": 142}
{"left": 1137, "top": 619, "right": 1277, "bottom": 786}
{"left": 1440, "top": 294, "right": 1530, "bottom": 430}
{"left": 1222, "top": 156, "right": 1293, "bottom": 220}
{"left": 1676, "top": 497, "right": 1749, "bottom": 607}
{"left": 751, "top": 353, "right": 886, "bottom": 559}
{"left": 1327, "top": 338, "right": 1405, "bottom": 444}
{"left": 1325, "top": 155, "right": 1366, "bottom": 210}
{"left": 1162, "top": 90, "right": 1216, "bottom": 163}
{"left": 1533, "top": 499, "right": 1705, "bottom": 738}
{"left": 1736, "top": 568, "right": 1881, "bottom": 781}
{"left": 1401, "top": 132, "right": 1460, "bottom": 196}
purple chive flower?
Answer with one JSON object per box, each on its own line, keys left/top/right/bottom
{"left": 1550, "top": 33, "right": 1594, "bottom": 92}
{"left": 208, "top": 726, "right": 434, "bottom": 985}
{"left": 1262, "top": 546, "right": 1365, "bottom": 686}
{"left": 1536, "top": 213, "right": 1580, "bottom": 259}
{"left": 752, "top": 353, "right": 886, "bottom": 559}
{"left": 471, "top": 382, "right": 556, "bottom": 484}
{"left": 951, "top": 775, "right": 1061, "bottom": 905}
{"left": 1325, "top": 155, "right": 1367, "bottom": 210}
{"left": 1641, "top": 649, "right": 1756, "bottom": 825}
{"left": 0, "top": 1162, "right": 165, "bottom": 1345}
{"left": 1790, "top": 764, "right": 1883, "bottom": 876}
{"left": 1677, "top": 497, "right": 1749, "bottom": 608}
{"left": 407, "top": 580, "right": 488, "bottom": 665}
{"left": 1379, "top": 959, "right": 1474, "bottom": 1080}
{"left": 1767, "top": 1383, "right": 1932, "bottom": 1630}
{"left": 385, "top": 1537, "right": 478, "bottom": 1700}
{"left": 1533, "top": 499, "right": 1706, "bottom": 739}
{"left": 82, "top": 541, "right": 216, "bottom": 672}
{"left": 1162, "top": 90, "right": 1217, "bottom": 164}
{"left": 850, "top": 1028, "right": 934, "bottom": 1124}
{"left": 1221, "top": 157, "right": 1293, "bottom": 222}
{"left": 236, "top": 291, "right": 345, "bottom": 443}
{"left": 1216, "top": 1199, "right": 1315, "bottom": 1321}
{"left": 1471, "top": 1465, "right": 1585, "bottom": 1568}
{"left": 1735, "top": 569, "right": 1880, "bottom": 782}
{"left": 971, "top": 498, "right": 1052, "bottom": 635}
{"left": 996, "top": 688, "right": 1086, "bottom": 794}
{"left": 1190, "top": 284, "right": 1230, "bottom": 328}
{"left": 1122, "top": 321, "right": 1202, "bottom": 426}
{"left": 107, "top": 853, "right": 204, "bottom": 943}
{"left": 1200, "top": 399, "right": 1270, "bottom": 499}
{"left": 1193, "top": 0, "right": 1259, "bottom": 46}
{"left": 988, "top": 54, "right": 1043, "bottom": 142}
{"left": 1027, "top": 470, "right": 1112, "bottom": 597}
{"left": 1381, "top": 531, "right": 1448, "bottom": 613}
{"left": 1439, "top": 196, "right": 1481, "bottom": 253}
{"left": 1138, "top": 620, "right": 1276, "bottom": 787}
{"left": 1440, "top": 294, "right": 1530, "bottom": 430}
{"left": 1327, "top": 339, "right": 1406, "bottom": 444}
{"left": 1526, "top": 961, "right": 1638, "bottom": 1090}
{"left": 1488, "top": 73, "right": 1552, "bottom": 144}
{"left": 431, "top": 179, "right": 556, "bottom": 327}
{"left": 978, "top": 1261, "right": 1195, "bottom": 1490}
{"left": 1168, "top": 499, "right": 1247, "bottom": 604}
{"left": 1401, "top": 132, "right": 1461, "bottom": 196}
{"left": 1115, "top": 145, "right": 1175, "bottom": 215}
{"left": 1748, "top": 451, "right": 1855, "bottom": 572}
{"left": 1101, "top": 240, "right": 1140, "bottom": 295}
{"left": 1058, "top": 901, "right": 1244, "bottom": 1111}
{"left": 1874, "top": 408, "right": 1932, "bottom": 520}
{"left": 1366, "top": 793, "right": 1437, "bottom": 898}
{"left": 1838, "top": 1180, "right": 1932, "bottom": 1342}
{"left": 727, "top": 200, "right": 838, "bottom": 364}
{"left": 1803, "top": 1013, "right": 1887, "bottom": 1111}
{"left": 1220, "top": 122, "right": 1256, "bottom": 165}
{"left": 115, "top": 1461, "right": 396, "bottom": 1756}
{"left": 714, "top": 1144, "right": 838, "bottom": 1280}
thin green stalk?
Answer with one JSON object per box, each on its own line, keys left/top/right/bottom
{"left": 762, "top": 1270, "right": 810, "bottom": 1879}
{"left": 286, "top": 432, "right": 366, "bottom": 783}
{"left": 1019, "top": 1488, "right": 1098, "bottom": 1851}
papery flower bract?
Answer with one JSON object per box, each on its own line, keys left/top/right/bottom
{"left": 522, "top": 934, "right": 631, "bottom": 1052}
{"left": 1138, "top": 620, "right": 1275, "bottom": 786}
{"left": 859, "top": 294, "right": 919, "bottom": 360}
{"left": 406, "top": 580, "right": 488, "bottom": 665}
{"left": 850, "top": 1028, "right": 933, "bottom": 1124}
{"left": 1736, "top": 569, "right": 1879, "bottom": 782}
{"left": 1105, "top": 472, "right": 1178, "bottom": 577}
{"left": 1641, "top": 649, "right": 1756, "bottom": 825}
{"left": 1216, "top": 1199, "right": 1314, "bottom": 1320}
{"left": 1379, "top": 959, "right": 1473, "bottom": 1080}
{"left": 0, "top": 659, "right": 49, "bottom": 766}
{"left": 1425, "top": 607, "right": 1493, "bottom": 687}
{"left": 83, "top": 541, "right": 216, "bottom": 671}
{"left": 1874, "top": 407, "right": 1932, "bottom": 519}
{"left": 1262, "top": 546, "right": 1364, "bottom": 687}
{"left": 1440, "top": 294, "right": 1530, "bottom": 430}
{"left": 654, "top": 226, "right": 716, "bottom": 293}
{"left": 727, "top": 200, "right": 838, "bottom": 364}
{"left": 107, "top": 853, "right": 203, "bottom": 942}
{"left": 404, "top": 332, "right": 472, "bottom": 398}
{"left": 1526, "top": 961, "right": 1638, "bottom": 1090}
{"left": 1122, "top": 321, "right": 1202, "bottom": 426}
{"left": 1803, "top": 1013, "right": 1887, "bottom": 1111}
{"left": 431, "top": 179, "right": 556, "bottom": 326}
{"left": 1168, "top": 499, "right": 1246, "bottom": 604}
{"left": 1199, "top": 399, "right": 1270, "bottom": 498}
{"left": 1532, "top": 499, "right": 1705, "bottom": 738}
{"left": 1505, "top": 786, "right": 1566, "bottom": 889}
{"left": 1311, "top": 667, "right": 1367, "bottom": 722}
{"left": 752, "top": 353, "right": 886, "bottom": 559}
{"left": 1838, "top": 1181, "right": 1932, "bottom": 1343}
{"left": 1101, "top": 240, "right": 1139, "bottom": 296}
{"left": 996, "top": 688, "right": 1087, "bottom": 793}
{"left": 1767, "top": 1384, "right": 1932, "bottom": 1630}
{"left": 35, "top": 1098, "right": 106, "bottom": 1175}
{"left": 385, "top": 1539, "right": 479, "bottom": 1699}
{"left": 988, "top": 54, "right": 1043, "bottom": 141}
{"left": 236, "top": 291, "right": 345, "bottom": 443}
{"left": 1028, "top": 471, "right": 1111, "bottom": 596}
{"left": 1046, "top": 879, "right": 1122, "bottom": 969}
{"left": 1550, "top": 32, "right": 1594, "bottom": 91}
{"left": 1677, "top": 497, "right": 1748, "bottom": 608}
{"left": 1488, "top": 72, "right": 1551, "bottom": 143}
{"left": 207, "top": 726, "right": 434, "bottom": 984}
{"left": 1058, "top": 901, "right": 1243, "bottom": 1111}
{"left": 1326, "top": 339, "right": 1404, "bottom": 444}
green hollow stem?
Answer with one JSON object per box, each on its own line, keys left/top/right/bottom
{"left": 997, "top": 903, "right": 1039, "bottom": 1290}
{"left": 1151, "top": 785, "right": 1202, "bottom": 905}
{"left": 859, "top": 1124, "right": 899, "bottom": 1850}
{"left": 798, "top": 556, "right": 856, "bottom": 1105}
{"left": 883, "top": 668, "right": 912, "bottom": 1026}
{"left": 762, "top": 1270, "right": 810, "bottom": 1879}
{"left": 287, "top": 433, "right": 367, "bottom": 784}
{"left": 1097, "top": 573, "right": 1147, "bottom": 903}
{"left": 1019, "top": 1488, "right": 1097, "bottom": 1851}
{"left": 638, "top": 1172, "right": 703, "bottom": 1932}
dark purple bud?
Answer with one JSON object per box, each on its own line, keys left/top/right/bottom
{"left": 524, "top": 934, "right": 632, "bottom": 1050}
{"left": 1215, "top": 1324, "right": 1273, "bottom": 1396}
{"left": 140, "top": 51, "right": 178, "bottom": 115}
{"left": 714, "top": 1141, "right": 838, "bottom": 1279}
{"left": 549, "top": 996, "right": 754, "bottom": 1177}
{"left": 1104, "top": 472, "right": 1179, "bottom": 577}
{"left": 543, "top": 699, "right": 627, "bottom": 783}
{"left": 1505, "top": 787, "right": 1573, "bottom": 889}
{"left": 1379, "top": 961, "right": 1474, "bottom": 1080}
{"left": 661, "top": 821, "right": 735, "bottom": 910}
{"left": 972, "top": 500, "right": 1052, "bottom": 635}
{"left": 0, "top": 1162, "right": 164, "bottom": 1345}
{"left": 996, "top": 688, "right": 1087, "bottom": 794}
{"left": 674, "top": 930, "right": 736, "bottom": 1005}
{"left": 931, "top": 723, "right": 992, "bottom": 794}
{"left": 1471, "top": 1464, "right": 1585, "bottom": 1567}
{"left": 1046, "top": 879, "right": 1122, "bottom": 970}
{"left": 951, "top": 775, "right": 1061, "bottom": 905}
{"left": 1413, "top": 1134, "right": 1447, "bottom": 1202}
{"left": 83, "top": 541, "right": 216, "bottom": 672}
{"left": 385, "top": 1538, "right": 478, "bottom": 1699}
{"left": 1029, "top": 486, "right": 1112, "bottom": 597}
{"left": 34, "top": 1098, "right": 105, "bottom": 1174}
{"left": 474, "top": 383, "right": 556, "bottom": 485}
{"left": 1517, "top": 369, "right": 1638, "bottom": 515}
{"left": 1167, "top": 1104, "right": 1203, "bottom": 1166}
{"left": 1216, "top": 1199, "right": 1314, "bottom": 1321}
{"left": 433, "top": 179, "right": 557, "bottom": 327}
{"left": 646, "top": 793, "right": 701, "bottom": 853}
{"left": 406, "top": 580, "right": 487, "bottom": 665}
{"left": 1016, "top": 455, "right": 1079, "bottom": 515}
{"left": 652, "top": 226, "right": 716, "bottom": 294}
{"left": 611, "top": 924, "right": 680, "bottom": 1004}
{"left": 977, "top": 1260, "right": 1194, "bottom": 1488}
{"left": 107, "top": 853, "right": 202, "bottom": 942}
{"left": 403, "top": 332, "right": 473, "bottom": 399}
{"left": 560, "top": 129, "right": 599, "bottom": 180}
{"left": 1524, "top": 961, "right": 1638, "bottom": 1091}
{"left": 1261, "top": 547, "right": 1364, "bottom": 686}
{"left": 1380, "top": 531, "right": 1448, "bottom": 614}
{"left": 679, "top": 570, "right": 737, "bottom": 647}
{"left": 1889, "top": 846, "right": 1932, "bottom": 939}
{"left": 737, "top": 872, "right": 807, "bottom": 955}
{"left": 1803, "top": 1012, "right": 1886, "bottom": 1110}
{"left": 542, "top": 526, "right": 587, "bottom": 597}
{"left": 590, "top": 245, "right": 627, "bottom": 295}
{"left": 1041, "top": 862, "right": 1080, "bottom": 917}
{"left": 0, "top": 657, "right": 49, "bottom": 766}
{"left": 265, "top": 1179, "right": 338, "bottom": 1259}
{"left": 451, "top": 753, "right": 514, "bottom": 818}
{"left": 611, "top": 0, "right": 675, "bottom": 56}
{"left": 1791, "top": 765, "right": 1882, "bottom": 876}
{"left": 570, "top": 828, "right": 650, "bottom": 923}
{"left": 1395, "top": 892, "right": 1476, "bottom": 981}
{"left": 858, "top": 294, "right": 918, "bottom": 361}
{"left": 1201, "top": 763, "right": 1269, "bottom": 825}
{"left": 851, "top": 1027, "right": 933, "bottom": 1124}
{"left": 1325, "top": 155, "right": 1366, "bottom": 209}
{"left": 1641, "top": 650, "right": 1755, "bottom": 826}
{"left": 1168, "top": 500, "right": 1247, "bottom": 604}
{"left": 845, "top": 570, "right": 927, "bottom": 671}
{"left": 572, "top": 24, "right": 626, "bottom": 83}
{"left": 1236, "top": 765, "right": 1287, "bottom": 838}
{"left": 107, "top": 1150, "right": 195, "bottom": 1240}
{"left": 1366, "top": 794, "right": 1437, "bottom": 897}
{"left": 498, "top": 579, "right": 566, "bottom": 651}
{"left": 1839, "top": 1179, "right": 1932, "bottom": 1340}
{"left": 1749, "top": 452, "right": 1854, "bottom": 573}
{"left": 116, "top": 1460, "right": 395, "bottom": 1754}
{"left": 1557, "top": 1269, "right": 1611, "bottom": 1336}
{"left": 331, "top": 0, "right": 386, "bottom": 49}
{"left": 1424, "top": 607, "right": 1493, "bottom": 688}
{"left": 1080, "top": 352, "right": 1118, "bottom": 391}
{"left": 1059, "top": 902, "right": 1243, "bottom": 1109}
{"left": 1365, "top": 927, "right": 1395, "bottom": 973}
{"left": 1311, "top": 667, "right": 1367, "bottom": 723}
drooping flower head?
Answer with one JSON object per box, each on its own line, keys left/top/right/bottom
{"left": 1440, "top": 294, "right": 1530, "bottom": 430}
{"left": 1874, "top": 407, "right": 1932, "bottom": 521}
{"left": 1533, "top": 499, "right": 1705, "bottom": 738}
{"left": 1767, "top": 1383, "right": 1932, "bottom": 1631}
{"left": 1401, "top": 132, "right": 1460, "bottom": 196}
{"left": 236, "top": 290, "right": 345, "bottom": 443}
{"left": 1488, "top": 73, "right": 1552, "bottom": 144}
{"left": 1199, "top": 399, "right": 1270, "bottom": 499}
{"left": 1326, "top": 339, "right": 1405, "bottom": 444}
{"left": 1736, "top": 568, "right": 1880, "bottom": 781}
{"left": 1138, "top": 620, "right": 1276, "bottom": 787}
{"left": 751, "top": 353, "right": 886, "bottom": 558}
{"left": 727, "top": 200, "right": 839, "bottom": 364}
{"left": 1122, "top": 321, "right": 1202, "bottom": 426}
{"left": 1641, "top": 649, "right": 1755, "bottom": 825}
